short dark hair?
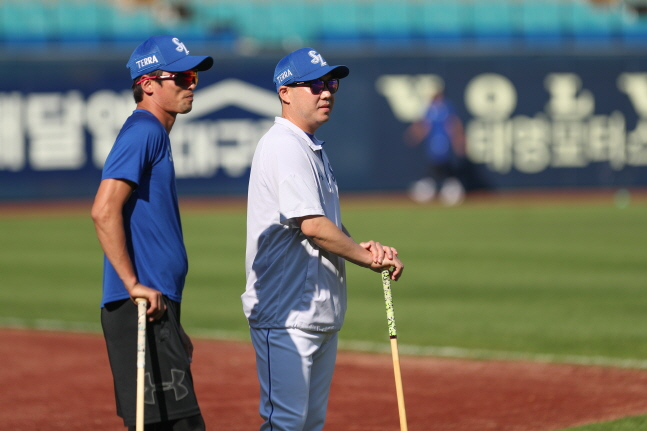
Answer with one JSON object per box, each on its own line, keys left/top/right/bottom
{"left": 132, "top": 69, "right": 164, "bottom": 103}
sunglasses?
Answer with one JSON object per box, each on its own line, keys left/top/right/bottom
{"left": 288, "top": 78, "right": 339, "bottom": 95}
{"left": 135, "top": 70, "right": 198, "bottom": 87}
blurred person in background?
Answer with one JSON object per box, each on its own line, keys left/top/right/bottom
{"left": 91, "top": 35, "right": 212, "bottom": 431}
{"left": 404, "top": 88, "right": 467, "bottom": 205}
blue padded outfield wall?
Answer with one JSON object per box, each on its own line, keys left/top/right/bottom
{"left": 1, "top": 51, "right": 647, "bottom": 200}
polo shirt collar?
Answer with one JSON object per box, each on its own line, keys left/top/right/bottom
{"left": 275, "top": 117, "right": 325, "bottom": 151}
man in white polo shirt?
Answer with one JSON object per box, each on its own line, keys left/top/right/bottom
{"left": 243, "top": 47, "right": 404, "bottom": 431}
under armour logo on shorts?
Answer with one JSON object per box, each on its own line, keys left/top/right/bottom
{"left": 144, "top": 369, "right": 189, "bottom": 404}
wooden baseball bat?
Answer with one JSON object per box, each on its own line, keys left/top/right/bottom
{"left": 135, "top": 298, "right": 148, "bottom": 431}
{"left": 382, "top": 270, "right": 408, "bottom": 431}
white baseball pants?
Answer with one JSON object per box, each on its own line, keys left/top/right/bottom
{"left": 250, "top": 327, "right": 338, "bottom": 431}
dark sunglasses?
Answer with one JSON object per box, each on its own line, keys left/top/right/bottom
{"left": 288, "top": 78, "right": 339, "bottom": 95}
{"left": 136, "top": 70, "right": 198, "bottom": 87}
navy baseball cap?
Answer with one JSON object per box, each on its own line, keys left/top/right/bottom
{"left": 274, "top": 47, "right": 349, "bottom": 92}
{"left": 127, "top": 35, "right": 214, "bottom": 80}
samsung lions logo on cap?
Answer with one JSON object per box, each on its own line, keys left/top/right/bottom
{"left": 172, "top": 37, "right": 189, "bottom": 54}
{"left": 276, "top": 69, "right": 293, "bottom": 85}
{"left": 136, "top": 55, "right": 160, "bottom": 70}
{"left": 309, "top": 50, "right": 327, "bottom": 66}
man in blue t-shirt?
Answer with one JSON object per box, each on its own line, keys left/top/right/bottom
{"left": 91, "top": 35, "right": 213, "bottom": 431}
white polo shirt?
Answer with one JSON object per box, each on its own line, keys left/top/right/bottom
{"left": 243, "top": 117, "right": 346, "bottom": 332}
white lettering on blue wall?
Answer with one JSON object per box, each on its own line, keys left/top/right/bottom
{"left": 378, "top": 72, "right": 647, "bottom": 174}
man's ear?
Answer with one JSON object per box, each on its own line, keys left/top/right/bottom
{"left": 278, "top": 86, "right": 290, "bottom": 105}
{"left": 141, "top": 78, "right": 155, "bottom": 95}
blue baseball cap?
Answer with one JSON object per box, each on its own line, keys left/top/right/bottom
{"left": 274, "top": 47, "right": 349, "bottom": 92}
{"left": 127, "top": 35, "right": 214, "bottom": 80}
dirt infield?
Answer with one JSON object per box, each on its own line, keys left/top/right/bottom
{"left": 3, "top": 329, "right": 647, "bottom": 431}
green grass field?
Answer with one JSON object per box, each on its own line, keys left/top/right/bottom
{"left": 1, "top": 193, "right": 646, "bottom": 430}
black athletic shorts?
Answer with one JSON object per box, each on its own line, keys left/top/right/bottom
{"left": 101, "top": 298, "right": 201, "bottom": 427}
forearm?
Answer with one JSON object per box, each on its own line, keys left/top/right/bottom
{"left": 91, "top": 179, "right": 138, "bottom": 292}
{"left": 299, "top": 216, "right": 373, "bottom": 268}
{"left": 299, "top": 216, "right": 405, "bottom": 281}
{"left": 341, "top": 223, "right": 351, "bottom": 237}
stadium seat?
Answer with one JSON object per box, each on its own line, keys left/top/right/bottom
{"left": 315, "top": 0, "right": 366, "bottom": 49}
{"left": 412, "top": 1, "right": 466, "bottom": 46}
{"left": 370, "top": 0, "right": 413, "bottom": 47}
{"left": 1, "top": 0, "right": 50, "bottom": 48}
{"left": 54, "top": 0, "right": 101, "bottom": 45}
{"left": 173, "top": 0, "right": 237, "bottom": 50}
{"left": 237, "top": 0, "right": 313, "bottom": 49}
{"left": 567, "top": 0, "right": 618, "bottom": 45}
{"left": 520, "top": 0, "right": 565, "bottom": 46}
{"left": 109, "top": 4, "right": 160, "bottom": 44}
{"left": 471, "top": 0, "right": 515, "bottom": 46}
{"left": 617, "top": 5, "right": 647, "bottom": 45}
{"left": 2, "top": 0, "right": 647, "bottom": 53}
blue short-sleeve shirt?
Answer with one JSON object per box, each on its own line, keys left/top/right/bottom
{"left": 100, "top": 109, "right": 188, "bottom": 307}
